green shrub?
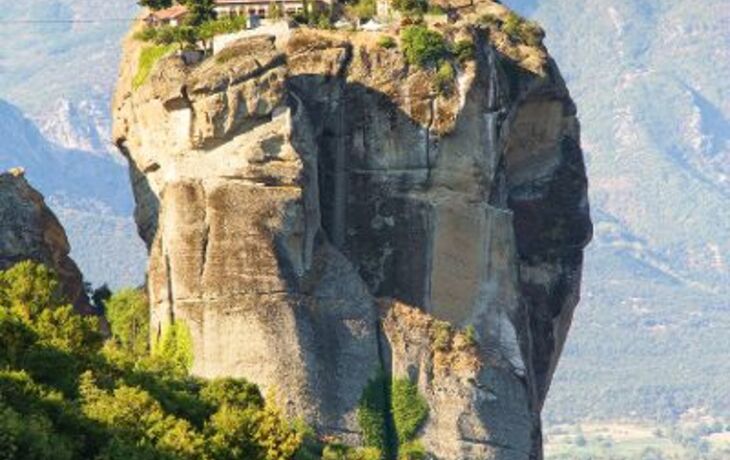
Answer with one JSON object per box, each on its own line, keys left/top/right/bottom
{"left": 34, "top": 305, "right": 102, "bottom": 355}
{"left": 106, "top": 289, "right": 149, "bottom": 358}
{"left": 453, "top": 39, "right": 475, "bottom": 62}
{"left": 201, "top": 378, "right": 264, "bottom": 411}
{"left": 398, "top": 441, "right": 427, "bottom": 460}
{"left": 400, "top": 25, "right": 450, "bottom": 67}
{"left": 431, "top": 320, "right": 451, "bottom": 351}
{"left": 184, "top": 0, "right": 216, "bottom": 26}
{"left": 323, "top": 444, "right": 382, "bottom": 460}
{"left": 133, "top": 27, "right": 159, "bottom": 42}
{"left": 349, "top": 0, "right": 376, "bottom": 20}
{"left": 139, "top": 0, "right": 173, "bottom": 10}
{"left": 292, "top": 419, "right": 323, "bottom": 460}
{"left": 463, "top": 325, "right": 477, "bottom": 347}
{"left": 0, "top": 260, "right": 63, "bottom": 320}
{"left": 501, "top": 12, "right": 544, "bottom": 46}
{"left": 0, "top": 309, "right": 36, "bottom": 367}
{"left": 391, "top": 378, "right": 428, "bottom": 444}
{"left": 378, "top": 35, "right": 397, "bottom": 49}
{"left": 357, "top": 371, "right": 390, "bottom": 453}
{"left": 198, "top": 15, "right": 248, "bottom": 45}
{"left": 153, "top": 322, "right": 194, "bottom": 375}
{"left": 133, "top": 44, "right": 175, "bottom": 89}
{"left": 502, "top": 12, "right": 522, "bottom": 38}
{"left": 355, "top": 447, "right": 383, "bottom": 460}
{"left": 434, "top": 60, "right": 456, "bottom": 95}
{"left": 357, "top": 382, "right": 389, "bottom": 453}
{"left": 391, "top": 0, "right": 427, "bottom": 14}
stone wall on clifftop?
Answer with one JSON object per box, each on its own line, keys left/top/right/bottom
{"left": 113, "top": 2, "right": 592, "bottom": 457}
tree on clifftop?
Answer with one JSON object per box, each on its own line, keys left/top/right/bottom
{"left": 138, "top": 0, "right": 173, "bottom": 10}
{"left": 184, "top": 0, "right": 217, "bottom": 26}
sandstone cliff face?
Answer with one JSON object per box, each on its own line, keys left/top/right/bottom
{"left": 0, "top": 170, "right": 91, "bottom": 313}
{"left": 114, "top": 2, "right": 591, "bottom": 457}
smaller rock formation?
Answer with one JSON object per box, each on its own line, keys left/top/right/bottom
{"left": 0, "top": 169, "right": 91, "bottom": 313}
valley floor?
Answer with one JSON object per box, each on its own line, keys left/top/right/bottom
{"left": 545, "top": 419, "right": 730, "bottom": 460}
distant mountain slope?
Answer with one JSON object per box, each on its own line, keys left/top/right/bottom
{"left": 0, "top": 0, "right": 138, "bottom": 152}
{"left": 0, "top": 0, "right": 145, "bottom": 287}
{"left": 0, "top": 99, "right": 146, "bottom": 288}
{"left": 506, "top": 0, "right": 730, "bottom": 422}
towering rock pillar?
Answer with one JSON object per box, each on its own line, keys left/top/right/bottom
{"left": 114, "top": 2, "right": 591, "bottom": 456}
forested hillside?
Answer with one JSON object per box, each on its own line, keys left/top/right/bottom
{"left": 506, "top": 0, "right": 730, "bottom": 423}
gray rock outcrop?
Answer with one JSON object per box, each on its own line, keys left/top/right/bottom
{"left": 113, "top": 2, "right": 592, "bottom": 457}
{"left": 0, "top": 169, "right": 92, "bottom": 313}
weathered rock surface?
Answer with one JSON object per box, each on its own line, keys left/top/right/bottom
{"left": 114, "top": 2, "right": 591, "bottom": 457}
{"left": 0, "top": 169, "right": 91, "bottom": 313}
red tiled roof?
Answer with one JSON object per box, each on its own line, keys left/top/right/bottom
{"left": 153, "top": 4, "right": 188, "bottom": 20}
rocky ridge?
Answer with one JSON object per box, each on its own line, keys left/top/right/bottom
{"left": 113, "top": 1, "right": 592, "bottom": 457}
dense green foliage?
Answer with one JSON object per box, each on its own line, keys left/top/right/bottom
{"left": 135, "top": 4, "right": 246, "bottom": 53}
{"left": 320, "top": 444, "right": 382, "bottom": 460}
{"left": 453, "top": 39, "right": 475, "bottom": 62}
{"left": 390, "top": 379, "right": 428, "bottom": 445}
{"left": 476, "top": 11, "right": 543, "bottom": 47}
{"left": 390, "top": 0, "right": 427, "bottom": 15}
{"left": 0, "top": 261, "right": 308, "bottom": 459}
{"left": 198, "top": 15, "right": 248, "bottom": 39}
{"left": 357, "top": 372, "right": 390, "bottom": 455}
{"left": 434, "top": 61, "right": 455, "bottom": 95}
{"left": 400, "top": 26, "right": 449, "bottom": 67}
{"left": 105, "top": 289, "right": 149, "bottom": 357}
{"left": 357, "top": 373, "right": 430, "bottom": 460}
{"left": 396, "top": 442, "right": 426, "bottom": 460}
{"left": 139, "top": 0, "right": 173, "bottom": 9}
{"left": 184, "top": 0, "right": 217, "bottom": 26}
{"left": 0, "top": 261, "right": 63, "bottom": 320}
{"left": 377, "top": 35, "right": 397, "bottom": 49}
{"left": 346, "top": 0, "right": 376, "bottom": 21}
{"left": 153, "top": 322, "right": 194, "bottom": 375}
{"left": 139, "top": 0, "right": 216, "bottom": 25}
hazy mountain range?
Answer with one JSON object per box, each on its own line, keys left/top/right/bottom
{"left": 505, "top": 0, "right": 730, "bottom": 423}
{"left": 0, "top": 0, "right": 145, "bottom": 288}
{"left": 0, "top": 0, "right": 727, "bottom": 424}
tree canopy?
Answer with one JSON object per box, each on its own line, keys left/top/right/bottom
{"left": 0, "top": 261, "right": 303, "bottom": 459}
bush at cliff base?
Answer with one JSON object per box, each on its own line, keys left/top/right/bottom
{"left": 0, "top": 260, "right": 308, "bottom": 460}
